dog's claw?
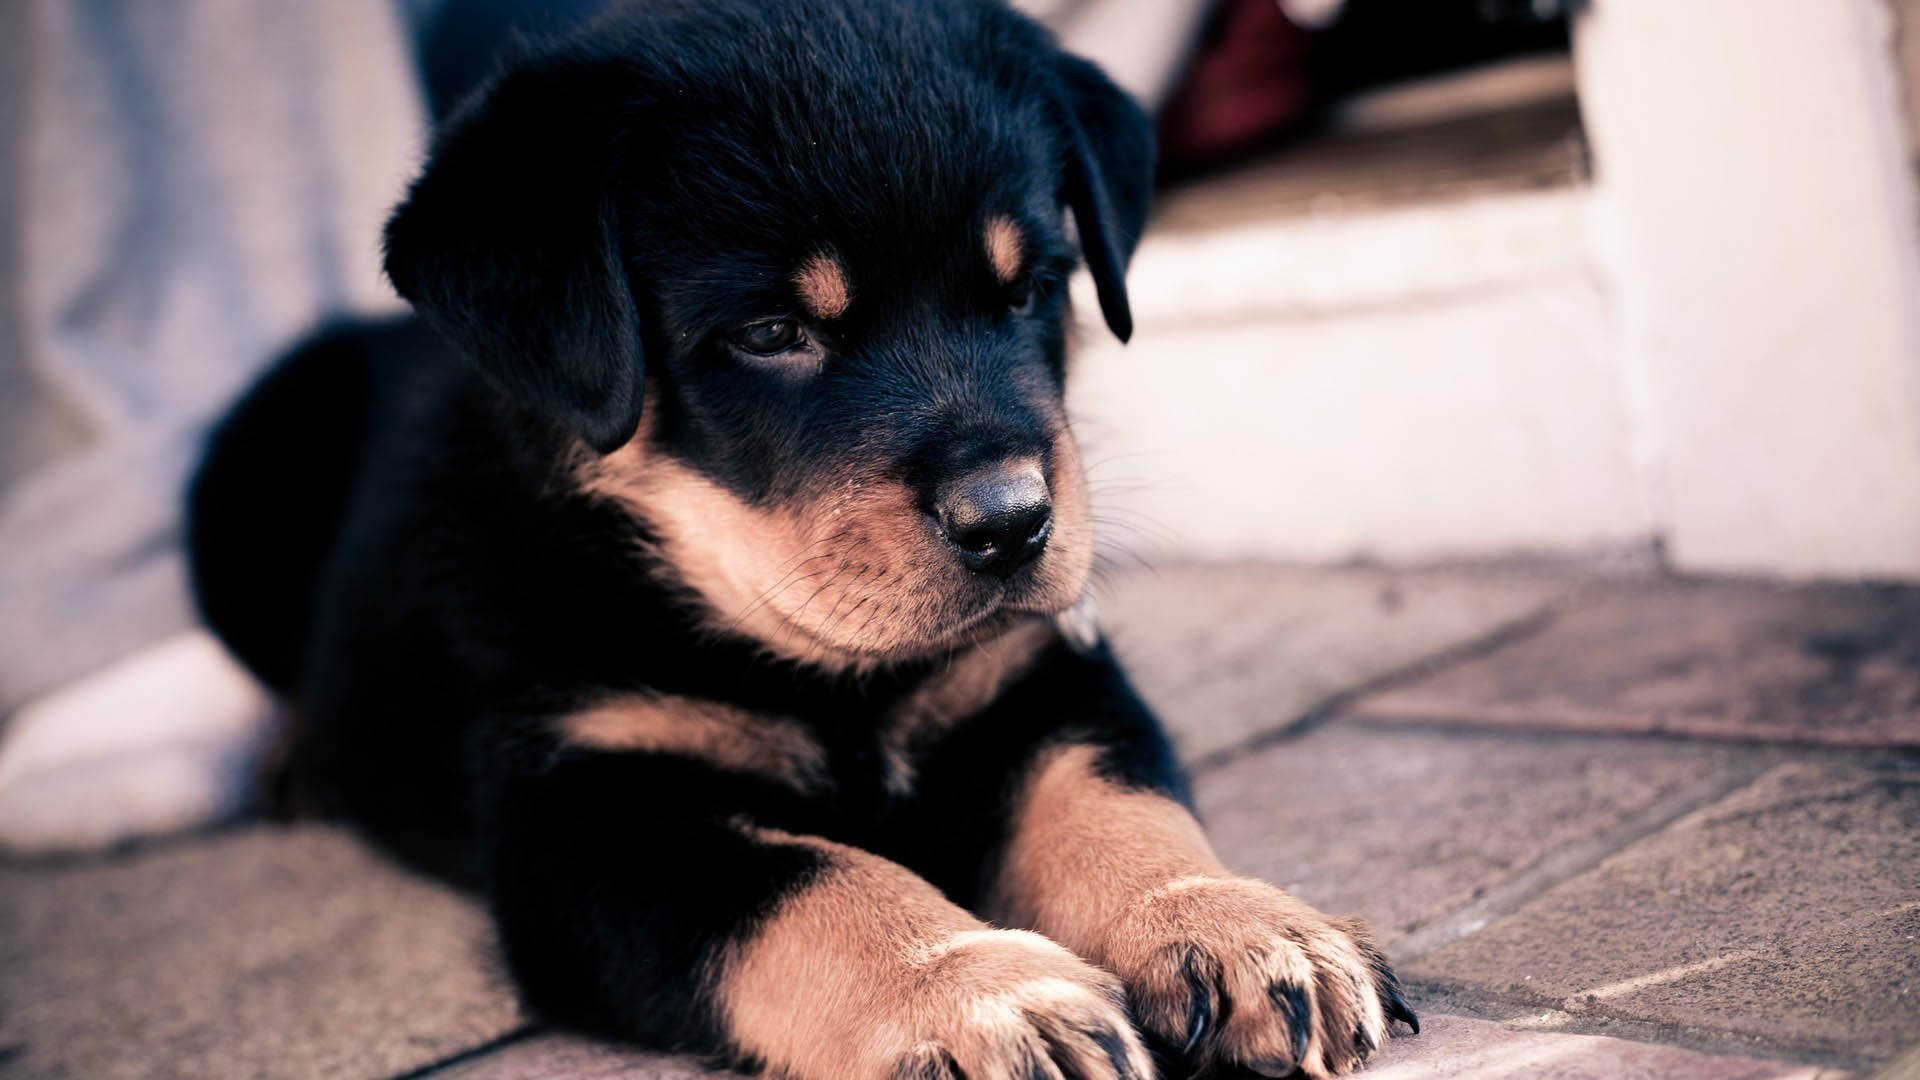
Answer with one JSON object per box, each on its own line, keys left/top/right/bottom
{"left": 1269, "top": 981, "right": 1311, "bottom": 1065}
{"left": 1385, "top": 987, "right": 1421, "bottom": 1035}
{"left": 1180, "top": 953, "right": 1213, "bottom": 1055}
{"left": 892, "top": 1045, "right": 963, "bottom": 1080}
{"left": 1089, "top": 1024, "right": 1142, "bottom": 1080}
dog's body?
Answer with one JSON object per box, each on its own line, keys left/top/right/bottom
{"left": 188, "top": 2, "right": 1413, "bottom": 1076}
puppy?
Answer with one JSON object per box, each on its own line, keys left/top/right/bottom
{"left": 187, "top": 1, "right": 1415, "bottom": 1076}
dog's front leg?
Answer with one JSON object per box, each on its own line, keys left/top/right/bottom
{"left": 984, "top": 673, "right": 1417, "bottom": 1077}
{"left": 485, "top": 750, "right": 1152, "bottom": 1080}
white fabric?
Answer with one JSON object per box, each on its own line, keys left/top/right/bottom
{"left": 0, "top": 0, "right": 425, "bottom": 717}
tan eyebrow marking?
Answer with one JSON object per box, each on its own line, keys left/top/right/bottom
{"left": 985, "top": 216, "right": 1024, "bottom": 284}
{"left": 794, "top": 254, "right": 851, "bottom": 319}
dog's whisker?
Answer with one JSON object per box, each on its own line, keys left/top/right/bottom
{"left": 725, "top": 541, "right": 840, "bottom": 618}
{"left": 822, "top": 595, "right": 877, "bottom": 657}
{"left": 1085, "top": 484, "right": 1175, "bottom": 504}
{"left": 1092, "top": 548, "right": 1160, "bottom": 580}
{"left": 729, "top": 544, "right": 847, "bottom": 629}
{"left": 812, "top": 566, "right": 872, "bottom": 642}
{"left": 1080, "top": 450, "right": 1176, "bottom": 476}
{"left": 1089, "top": 505, "right": 1177, "bottom": 536}
{"left": 791, "top": 564, "right": 854, "bottom": 623}
{"left": 1090, "top": 509, "right": 1171, "bottom": 529}
{"left": 805, "top": 564, "right": 891, "bottom": 660}
{"left": 842, "top": 593, "right": 896, "bottom": 657}
{"left": 733, "top": 563, "right": 830, "bottom": 623}
{"left": 758, "top": 528, "right": 858, "bottom": 585}
{"left": 1093, "top": 526, "right": 1160, "bottom": 555}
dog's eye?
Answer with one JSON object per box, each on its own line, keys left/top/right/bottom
{"left": 1007, "top": 277, "right": 1037, "bottom": 317}
{"left": 729, "top": 318, "right": 804, "bottom": 356}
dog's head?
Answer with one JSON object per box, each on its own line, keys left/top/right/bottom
{"left": 384, "top": 0, "right": 1152, "bottom": 667}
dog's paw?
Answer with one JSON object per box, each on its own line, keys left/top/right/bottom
{"left": 1101, "top": 877, "right": 1417, "bottom": 1077}
{"left": 890, "top": 929, "right": 1154, "bottom": 1080}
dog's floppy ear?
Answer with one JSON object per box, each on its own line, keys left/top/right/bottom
{"left": 1053, "top": 54, "right": 1155, "bottom": 343}
{"left": 385, "top": 57, "right": 644, "bottom": 454}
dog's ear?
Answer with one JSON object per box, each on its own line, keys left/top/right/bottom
{"left": 1053, "top": 54, "right": 1155, "bottom": 343}
{"left": 385, "top": 58, "right": 644, "bottom": 454}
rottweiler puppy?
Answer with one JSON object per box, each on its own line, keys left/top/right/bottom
{"left": 187, "top": 1, "right": 1416, "bottom": 1076}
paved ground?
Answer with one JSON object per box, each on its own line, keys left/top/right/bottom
{"left": 1, "top": 564, "right": 1915, "bottom": 1079}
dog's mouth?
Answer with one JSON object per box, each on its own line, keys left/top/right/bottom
{"left": 695, "top": 489, "right": 1094, "bottom": 669}
{"left": 582, "top": 429, "right": 1093, "bottom": 671}
{"left": 768, "top": 593, "right": 1000, "bottom": 661}
{"left": 753, "top": 543, "right": 1079, "bottom": 665}
{"left": 762, "top": 454, "right": 1094, "bottom": 666}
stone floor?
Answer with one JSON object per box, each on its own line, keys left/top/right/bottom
{"left": 1, "top": 564, "right": 1915, "bottom": 1079}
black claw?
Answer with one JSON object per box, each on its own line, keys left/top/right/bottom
{"left": 1182, "top": 979, "right": 1211, "bottom": 1053}
{"left": 892, "top": 1047, "right": 963, "bottom": 1080}
{"left": 1269, "top": 982, "right": 1311, "bottom": 1066}
{"left": 1087, "top": 1025, "right": 1140, "bottom": 1080}
{"left": 1178, "top": 949, "right": 1217, "bottom": 1056}
{"left": 1385, "top": 987, "right": 1421, "bottom": 1035}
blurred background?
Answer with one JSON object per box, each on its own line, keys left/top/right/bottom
{"left": 2, "top": 2, "right": 1919, "bottom": 1076}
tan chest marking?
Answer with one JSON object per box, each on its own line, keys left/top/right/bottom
{"left": 559, "top": 694, "right": 829, "bottom": 795}
{"left": 879, "top": 618, "right": 1057, "bottom": 795}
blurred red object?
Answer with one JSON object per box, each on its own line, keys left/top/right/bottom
{"left": 1157, "top": 0, "right": 1313, "bottom": 178}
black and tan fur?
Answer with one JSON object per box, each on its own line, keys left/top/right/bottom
{"left": 186, "top": 2, "right": 1415, "bottom": 1077}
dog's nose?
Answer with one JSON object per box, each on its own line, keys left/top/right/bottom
{"left": 936, "top": 460, "right": 1052, "bottom": 578}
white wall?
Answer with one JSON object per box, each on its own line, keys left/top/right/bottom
{"left": 1576, "top": 0, "right": 1920, "bottom": 579}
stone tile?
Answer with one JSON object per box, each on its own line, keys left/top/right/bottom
{"left": 1410, "top": 761, "right": 1920, "bottom": 1068}
{"left": 433, "top": 1019, "right": 1849, "bottom": 1080}
{"left": 1344, "top": 580, "right": 1920, "bottom": 747}
{"left": 1193, "top": 726, "right": 1745, "bottom": 941}
{"left": 434, "top": 1015, "right": 1849, "bottom": 1080}
{"left": 1360, "top": 1014, "right": 1846, "bottom": 1079}
{"left": 431, "top": 1034, "right": 743, "bottom": 1079}
{"left": 1101, "top": 563, "right": 1565, "bottom": 761}
{"left": 1870, "top": 1045, "right": 1920, "bottom": 1080}
{"left": 0, "top": 824, "right": 522, "bottom": 1080}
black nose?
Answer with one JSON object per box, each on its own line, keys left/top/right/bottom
{"left": 936, "top": 460, "right": 1052, "bottom": 578}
